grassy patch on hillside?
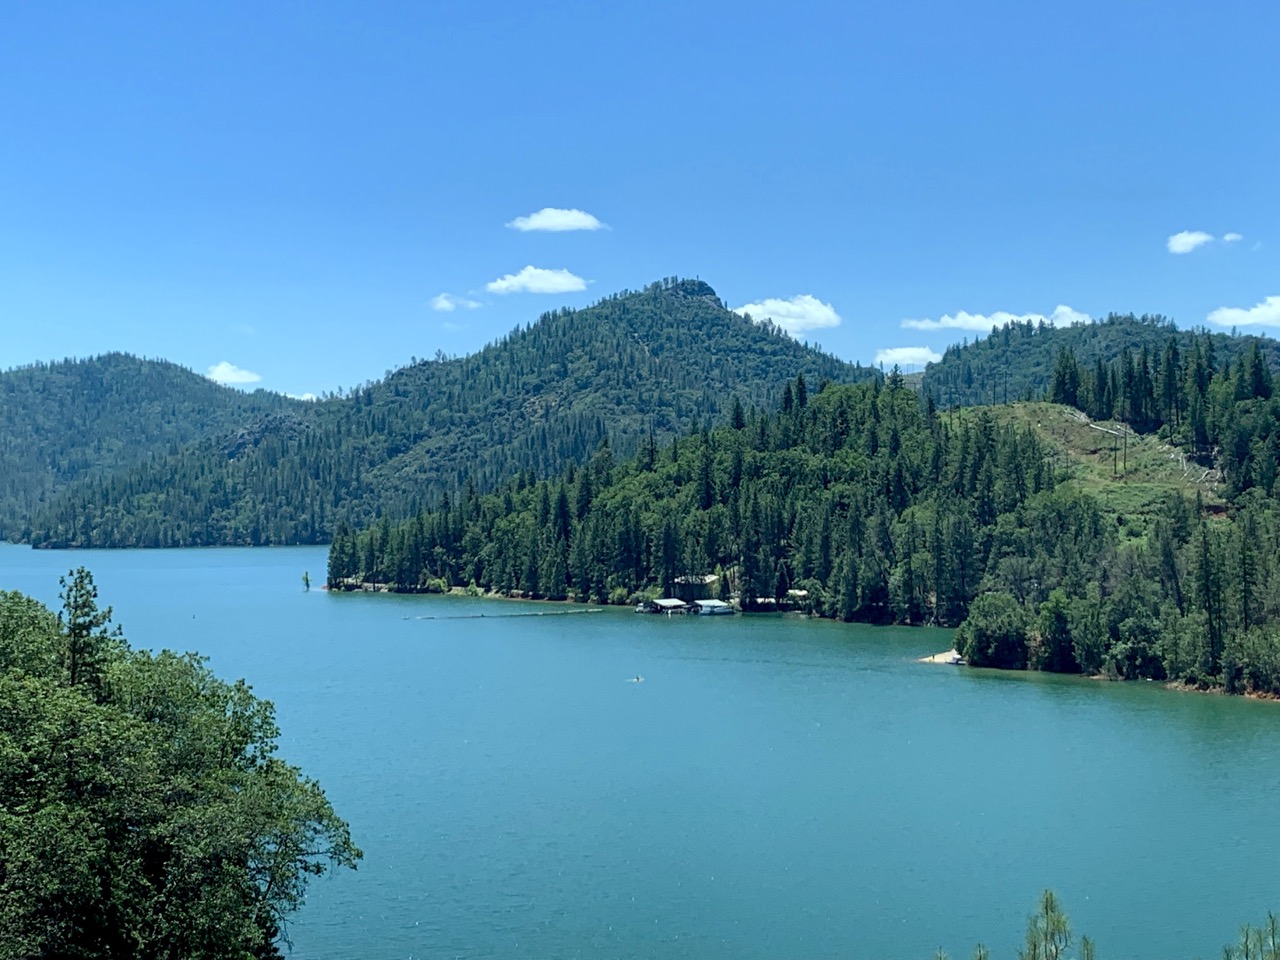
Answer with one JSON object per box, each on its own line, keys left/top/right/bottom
{"left": 976, "top": 402, "right": 1225, "bottom": 539}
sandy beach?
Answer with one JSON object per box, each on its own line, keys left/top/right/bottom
{"left": 919, "top": 649, "right": 964, "bottom": 664}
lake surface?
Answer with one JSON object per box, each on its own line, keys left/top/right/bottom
{"left": 3, "top": 544, "right": 1278, "bottom": 959}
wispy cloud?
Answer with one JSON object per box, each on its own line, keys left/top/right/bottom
{"left": 1167, "top": 230, "right": 1214, "bottom": 254}
{"left": 430, "top": 292, "right": 482, "bottom": 312}
{"left": 733, "top": 294, "right": 841, "bottom": 334}
{"left": 506, "top": 208, "right": 607, "bottom": 232}
{"left": 486, "top": 265, "right": 588, "bottom": 294}
{"left": 1051, "top": 306, "right": 1091, "bottom": 326}
{"left": 207, "top": 361, "right": 262, "bottom": 385}
{"left": 1208, "top": 295, "right": 1280, "bottom": 327}
{"left": 1223, "top": 232, "right": 1244, "bottom": 244}
{"left": 875, "top": 346, "right": 941, "bottom": 367}
{"left": 902, "top": 304, "right": 1088, "bottom": 332}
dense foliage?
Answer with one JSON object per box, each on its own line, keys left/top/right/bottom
{"left": 0, "top": 354, "right": 297, "bottom": 541}
{"left": 23, "top": 279, "right": 871, "bottom": 548}
{"left": 0, "top": 570, "right": 360, "bottom": 958}
{"left": 922, "top": 312, "right": 1280, "bottom": 409}
{"left": 328, "top": 372, "right": 1049, "bottom": 618}
{"left": 333, "top": 348, "right": 1280, "bottom": 695}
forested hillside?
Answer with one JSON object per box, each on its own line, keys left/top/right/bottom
{"left": 921, "top": 313, "right": 1280, "bottom": 408}
{"left": 335, "top": 331, "right": 1280, "bottom": 696}
{"left": 0, "top": 354, "right": 298, "bottom": 540}
{"left": 25, "top": 279, "right": 873, "bottom": 548}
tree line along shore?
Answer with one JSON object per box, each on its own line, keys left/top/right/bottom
{"left": 330, "top": 340, "right": 1280, "bottom": 697}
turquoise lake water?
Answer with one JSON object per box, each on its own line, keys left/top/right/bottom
{"left": 2, "top": 544, "right": 1278, "bottom": 959}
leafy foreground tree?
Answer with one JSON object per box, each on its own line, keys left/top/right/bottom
{"left": 0, "top": 569, "right": 360, "bottom": 959}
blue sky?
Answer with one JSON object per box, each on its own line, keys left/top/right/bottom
{"left": 2, "top": 1, "right": 1277, "bottom": 395}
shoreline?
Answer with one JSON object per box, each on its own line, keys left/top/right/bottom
{"left": 919, "top": 649, "right": 964, "bottom": 664}
{"left": 920, "top": 651, "right": 1280, "bottom": 705}
{"left": 329, "top": 585, "right": 1280, "bottom": 705}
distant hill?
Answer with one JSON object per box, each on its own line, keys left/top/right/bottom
{"left": 332, "top": 349, "right": 1280, "bottom": 694}
{"left": 920, "top": 314, "right": 1280, "bottom": 407}
{"left": 0, "top": 354, "right": 298, "bottom": 540}
{"left": 23, "top": 278, "right": 875, "bottom": 548}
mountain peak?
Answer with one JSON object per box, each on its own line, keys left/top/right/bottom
{"left": 667, "top": 278, "right": 718, "bottom": 300}
{"left": 15, "top": 278, "right": 871, "bottom": 547}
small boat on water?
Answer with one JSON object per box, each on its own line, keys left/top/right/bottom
{"left": 627, "top": 675, "right": 645, "bottom": 683}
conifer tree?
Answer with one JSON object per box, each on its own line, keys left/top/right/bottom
{"left": 57, "top": 567, "right": 121, "bottom": 700}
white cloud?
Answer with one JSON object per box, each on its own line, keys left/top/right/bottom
{"left": 1223, "top": 232, "right": 1243, "bottom": 243}
{"left": 733, "top": 294, "right": 841, "bottom": 334}
{"left": 1051, "top": 305, "right": 1091, "bottom": 326}
{"left": 286, "top": 392, "right": 317, "bottom": 401}
{"left": 430, "top": 292, "right": 482, "bottom": 312}
{"left": 1208, "top": 295, "right": 1280, "bottom": 328}
{"left": 207, "top": 361, "right": 262, "bottom": 385}
{"left": 506, "top": 207, "right": 607, "bottom": 232}
{"left": 486, "top": 265, "right": 588, "bottom": 294}
{"left": 902, "top": 304, "right": 1088, "bottom": 332}
{"left": 875, "top": 346, "right": 942, "bottom": 367}
{"left": 1167, "top": 230, "right": 1214, "bottom": 254}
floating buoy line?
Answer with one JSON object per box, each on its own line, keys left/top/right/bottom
{"left": 401, "top": 608, "right": 606, "bottom": 621}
